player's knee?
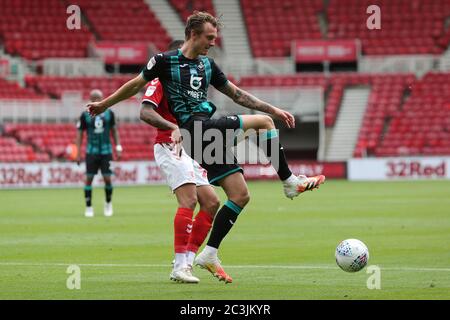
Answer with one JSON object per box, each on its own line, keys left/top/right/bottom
{"left": 179, "top": 195, "right": 198, "bottom": 210}
{"left": 232, "top": 190, "right": 250, "bottom": 208}
{"left": 199, "top": 193, "right": 220, "bottom": 215}
{"left": 261, "top": 115, "right": 275, "bottom": 129}
{"left": 209, "top": 197, "right": 221, "bottom": 215}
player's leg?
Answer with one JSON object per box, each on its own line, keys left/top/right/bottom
{"left": 84, "top": 154, "right": 98, "bottom": 217}
{"left": 173, "top": 183, "right": 197, "bottom": 269}
{"left": 195, "top": 171, "right": 249, "bottom": 283}
{"left": 186, "top": 184, "right": 220, "bottom": 267}
{"left": 84, "top": 175, "right": 95, "bottom": 217}
{"left": 154, "top": 143, "right": 199, "bottom": 283}
{"left": 100, "top": 154, "right": 114, "bottom": 217}
{"left": 239, "top": 114, "right": 325, "bottom": 199}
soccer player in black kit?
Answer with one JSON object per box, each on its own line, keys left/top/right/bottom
{"left": 87, "top": 12, "right": 325, "bottom": 283}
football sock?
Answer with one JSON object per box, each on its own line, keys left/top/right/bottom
{"left": 174, "top": 208, "right": 194, "bottom": 254}
{"left": 206, "top": 200, "right": 242, "bottom": 249}
{"left": 105, "top": 184, "right": 113, "bottom": 203}
{"left": 84, "top": 185, "right": 92, "bottom": 207}
{"left": 186, "top": 251, "right": 196, "bottom": 267}
{"left": 174, "top": 253, "right": 187, "bottom": 271}
{"left": 187, "top": 210, "right": 214, "bottom": 254}
{"left": 259, "top": 129, "right": 292, "bottom": 181}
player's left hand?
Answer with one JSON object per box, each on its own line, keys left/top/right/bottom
{"left": 272, "top": 107, "right": 295, "bottom": 128}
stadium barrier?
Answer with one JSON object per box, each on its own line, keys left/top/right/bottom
{"left": 0, "top": 161, "right": 346, "bottom": 189}
{"left": 348, "top": 157, "right": 450, "bottom": 181}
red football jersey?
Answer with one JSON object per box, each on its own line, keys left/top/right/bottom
{"left": 142, "top": 78, "right": 177, "bottom": 144}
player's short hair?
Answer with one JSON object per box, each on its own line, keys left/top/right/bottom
{"left": 168, "top": 40, "right": 184, "bottom": 50}
{"left": 184, "top": 11, "right": 221, "bottom": 40}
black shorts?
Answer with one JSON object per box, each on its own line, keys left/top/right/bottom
{"left": 182, "top": 114, "right": 244, "bottom": 186}
{"left": 86, "top": 153, "right": 113, "bottom": 177}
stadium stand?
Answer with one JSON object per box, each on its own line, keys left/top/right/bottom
{"left": 2, "top": 123, "right": 157, "bottom": 162}
{"left": 74, "top": 0, "right": 171, "bottom": 51}
{"left": 374, "top": 72, "right": 450, "bottom": 157}
{"left": 1, "top": 0, "right": 449, "bottom": 163}
{"left": 0, "top": 0, "right": 94, "bottom": 60}
{"left": 241, "top": 0, "right": 323, "bottom": 57}
{"left": 0, "top": 78, "right": 48, "bottom": 100}
{"left": 0, "top": 135, "right": 50, "bottom": 162}
{"left": 25, "top": 75, "right": 135, "bottom": 100}
{"left": 327, "top": 0, "right": 450, "bottom": 55}
{"left": 169, "top": 0, "right": 216, "bottom": 22}
{"left": 241, "top": 0, "right": 450, "bottom": 57}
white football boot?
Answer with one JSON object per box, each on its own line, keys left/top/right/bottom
{"left": 194, "top": 250, "right": 232, "bottom": 283}
{"left": 84, "top": 207, "right": 94, "bottom": 218}
{"left": 104, "top": 202, "right": 113, "bottom": 217}
{"left": 283, "top": 174, "right": 326, "bottom": 199}
{"left": 170, "top": 267, "right": 200, "bottom": 283}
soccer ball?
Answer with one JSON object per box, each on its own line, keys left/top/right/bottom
{"left": 335, "top": 239, "right": 369, "bottom": 272}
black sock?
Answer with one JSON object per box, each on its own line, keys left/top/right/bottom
{"left": 260, "top": 129, "right": 292, "bottom": 181}
{"left": 105, "top": 184, "right": 113, "bottom": 203}
{"left": 84, "top": 186, "right": 92, "bottom": 207}
{"left": 206, "top": 200, "right": 242, "bottom": 249}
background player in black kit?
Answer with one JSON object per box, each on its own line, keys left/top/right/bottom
{"left": 77, "top": 89, "right": 122, "bottom": 218}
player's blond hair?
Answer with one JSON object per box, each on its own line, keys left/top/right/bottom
{"left": 184, "top": 11, "right": 221, "bottom": 40}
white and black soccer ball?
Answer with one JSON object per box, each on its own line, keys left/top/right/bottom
{"left": 335, "top": 239, "right": 369, "bottom": 272}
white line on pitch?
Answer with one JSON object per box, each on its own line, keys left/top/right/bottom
{"left": 0, "top": 262, "right": 449, "bottom": 272}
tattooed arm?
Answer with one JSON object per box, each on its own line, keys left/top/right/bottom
{"left": 217, "top": 81, "right": 295, "bottom": 128}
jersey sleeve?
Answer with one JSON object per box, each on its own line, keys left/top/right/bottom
{"left": 140, "top": 53, "right": 164, "bottom": 82}
{"left": 77, "top": 113, "right": 87, "bottom": 131}
{"left": 141, "top": 79, "right": 164, "bottom": 108}
{"left": 210, "top": 59, "right": 229, "bottom": 89}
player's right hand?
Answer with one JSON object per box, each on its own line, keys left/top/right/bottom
{"left": 272, "top": 107, "right": 295, "bottom": 129}
{"left": 86, "top": 101, "right": 108, "bottom": 117}
{"left": 171, "top": 128, "right": 183, "bottom": 159}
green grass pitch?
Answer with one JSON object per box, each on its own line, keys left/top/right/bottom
{"left": 0, "top": 180, "right": 449, "bottom": 299}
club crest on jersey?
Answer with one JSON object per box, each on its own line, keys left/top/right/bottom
{"left": 190, "top": 75, "right": 203, "bottom": 90}
{"left": 145, "top": 85, "right": 156, "bottom": 96}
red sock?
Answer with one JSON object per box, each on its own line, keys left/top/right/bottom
{"left": 187, "top": 210, "right": 214, "bottom": 253}
{"left": 174, "top": 208, "right": 194, "bottom": 253}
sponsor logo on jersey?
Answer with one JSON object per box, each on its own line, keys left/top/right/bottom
{"left": 190, "top": 75, "right": 202, "bottom": 90}
{"left": 94, "top": 116, "right": 104, "bottom": 133}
